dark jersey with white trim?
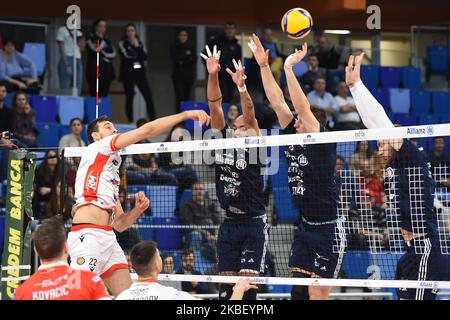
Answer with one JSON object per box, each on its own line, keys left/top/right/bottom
{"left": 283, "top": 118, "right": 339, "bottom": 222}
{"left": 215, "top": 127, "right": 265, "bottom": 217}
{"left": 384, "top": 140, "right": 438, "bottom": 234}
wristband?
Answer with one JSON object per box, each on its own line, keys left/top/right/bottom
{"left": 237, "top": 84, "right": 247, "bottom": 93}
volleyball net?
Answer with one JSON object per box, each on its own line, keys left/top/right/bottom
{"left": 60, "top": 123, "right": 450, "bottom": 296}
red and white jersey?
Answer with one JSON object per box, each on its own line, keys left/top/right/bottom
{"left": 73, "top": 134, "right": 122, "bottom": 214}
{"left": 14, "top": 262, "right": 111, "bottom": 300}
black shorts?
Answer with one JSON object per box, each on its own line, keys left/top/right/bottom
{"left": 288, "top": 219, "right": 347, "bottom": 278}
{"left": 217, "top": 216, "right": 269, "bottom": 274}
{"left": 396, "top": 235, "right": 448, "bottom": 300}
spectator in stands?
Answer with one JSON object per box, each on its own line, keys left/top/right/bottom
{"left": 315, "top": 36, "right": 349, "bottom": 71}
{"left": 359, "top": 159, "right": 386, "bottom": 209}
{"left": 124, "top": 152, "right": 177, "bottom": 185}
{"left": 59, "top": 118, "right": 85, "bottom": 148}
{"left": 226, "top": 104, "right": 240, "bottom": 127}
{"left": 203, "top": 22, "right": 242, "bottom": 103}
{"left": 349, "top": 141, "right": 372, "bottom": 171}
{"left": 171, "top": 29, "right": 195, "bottom": 110}
{"left": 119, "top": 23, "right": 155, "bottom": 123}
{"left": 306, "top": 77, "right": 338, "bottom": 128}
{"left": 180, "top": 182, "right": 221, "bottom": 261}
{"left": 159, "top": 254, "right": 182, "bottom": 290}
{"left": 32, "top": 149, "right": 60, "bottom": 219}
{"left": 261, "top": 28, "right": 284, "bottom": 84}
{"left": 86, "top": 18, "right": 116, "bottom": 97}
{"left": 429, "top": 137, "right": 450, "bottom": 188}
{"left": 176, "top": 250, "right": 210, "bottom": 294}
{"left": 299, "top": 54, "right": 326, "bottom": 94}
{"left": 0, "top": 84, "right": 12, "bottom": 133}
{"left": 46, "top": 178, "right": 73, "bottom": 221}
{"left": 0, "top": 39, "right": 40, "bottom": 93}
{"left": 333, "top": 81, "right": 362, "bottom": 131}
{"left": 56, "top": 24, "right": 83, "bottom": 95}
{"left": 11, "top": 91, "right": 40, "bottom": 148}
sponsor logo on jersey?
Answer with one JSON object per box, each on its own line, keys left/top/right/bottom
{"left": 298, "top": 154, "right": 308, "bottom": 166}
{"left": 77, "top": 257, "right": 85, "bottom": 265}
{"left": 236, "top": 159, "right": 247, "bottom": 170}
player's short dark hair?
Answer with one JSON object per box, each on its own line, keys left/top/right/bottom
{"left": 3, "top": 38, "right": 16, "bottom": 46}
{"left": 33, "top": 216, "right": 67, "bottom": 260}
{"left": 130, "top": 240, "right": 158, "bottom": 276}
{"left": 181, "top": 249, "right": 194, "bottom": 258}
{"left": 310, "top": 105, "right": 327, "bottom": 127}
{"left": 308, "top": 53, "right": 318, "bottom": 60}
{"left": 69, "top": 117, "right": 83, "bottom": 126}
{"left": 87, "top": 115, "right": 109, "bottom": 143}
{"left": 434, "top": 136, "right": 445, "bottom": 143}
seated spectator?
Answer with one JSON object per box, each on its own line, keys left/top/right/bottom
{"left": 0, "top": 39, "right": 40, "bottom": 93}
{"left": 333, "top": 81, "right": 362, "bottom": 131}
{"left": 0, "top": 84, "right": 12, "bottom": 133}
{"left": 176, "top": 250, "right": 210, "bottom": 294}
{"left": 159, "top": 254, "right": 182, "bottom": 291}
{"left": 261, "top": 28, "right": 284, "bottom": 84}
{"left": 11, "top": 91, "right": 40, "bottom": 148}
{"left": 32, "top": 149, "right": 60, "bottom": 219}
{"left": 116, "top": 241, "right": 254, "bottom": 300}
{"left": 124, "top": 152, "right": 177, "bottom": 185}
{"left": 306, "top": 77, "right": 338, "bottom": 128}
{"left": 226, "top": 104, "right": 240, "bottom": 128}
{"left": 349, "top": 141, "right": 372, "bottom": 171}
{"left": 59, "top": 118, "right": 86, "bottom": 148}
{"left": 429, "top": 137, "right": 450, "bottom": 188}
{"left": 14, "top": 217, "right": 110, "bottom": 300}
{"left": 315, "top": 36, "right": 349, "bottom": 71}
{"left": 180, "top": 182, "right": 221, "bottom": 260}
{"left": 358, "top": 159, "right": 386, "bottom": 209}
{"left": 45, "top": 178, "right": 74, "bottom": 221}
{"left": 299, "top": 54, "right": 326, "bottom": 94}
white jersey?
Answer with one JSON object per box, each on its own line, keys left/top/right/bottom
{"left": 73, "top": 134, "right": 122, "bottom": 214}
{"left": 115, "top": 280, "right": 197, "bottom": 300}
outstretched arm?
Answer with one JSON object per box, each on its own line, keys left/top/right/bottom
{"left": 225, "top": 59, "right": 260, "bottom": 135}
{"left": 248, "top": 34, "right": 293, "bottom": 129}
{"left": 201, "top": 45, "right": 226, "bottom": 131}
{"left": 114, "top": 110, "right": 210, "bottom": 150}
{"left": 284, "top": 43, "right": 320, "bottom": 133}
{"left": 346, "top": 53, "right": 394, "bottom": 130}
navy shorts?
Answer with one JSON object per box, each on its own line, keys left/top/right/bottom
{"left": 396, "top": 235, "right": 448, "bottom": 300}
{"left": 217, "top": 216, "right": 269, "bottom": 274}
{"left": 288, "top": 219, "right": 347, "bottom": 278}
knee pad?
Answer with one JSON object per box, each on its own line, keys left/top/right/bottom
{"left": 219, "top": 284, "right": 234, "bottom": 300}
{"left": 291, "top": 272, "right": 311, "bottom": 300}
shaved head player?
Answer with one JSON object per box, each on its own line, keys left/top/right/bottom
{"left": 68, "top": 110, "right": 210, "bottom": 296}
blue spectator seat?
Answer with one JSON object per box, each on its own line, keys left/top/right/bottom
{"left": 59, "top": 124, "right": 71, "bottom": 138}
{"left": 81, "top": 124, "right": 89, "bottom": 145}
{"left": 22, "top": 42, "right": 46, "bottom": 77}
{"left": 193, "top": 250, "right": 216, "bottom": 273}
{"left": 128, "top": 185, "right": 178, "bottom": 218}
{"left": 135, "top": 216, "right": 155, "bottom": 241}
{"left": 31, "top": 95, "right": 58, "bottom": 123}
{"left": 419, "top": 114, "right": 440, "bottom": 126}
{"left": 179, "top": 189, "right": 192, "bottom": 209}
{"left": 58, "top": 96, "right": 84, "bottom": 125}
{"left": 401, "top": 67, "right": 421, "bottom": 91}
{"left": 431, "top": 92, "right": 450, "bottom": 115}
{"left": 337, "top": 141, "right": 357, "bottom": 165}
{"left": 341, "top": 250, "right": 371, "bottom": 279}
{"left": 33, "top": 151, "right": 46, "bottom": 167}
{"left": 389, "top": 88, "right": 410, "bottom": 113}
{"left": 153, "top": 217, "right": 182, "bottom": 250}
{"left": 440, "top": 114, "right": 450, "bottom": 125}
{"left": 4, "top": 92, "right": 13, "bottom": 107}
{"left": 293, "top": 61, "right": 308, "bottom": 78}
{"left": 35, "top": 122, "right": 60, "bottom": 147}
{"left": 380, "top": 66, "right": 401, "bottom": 89}
{"left": 115, "top": 123, "right": 136, "bottom": 134}
{"left": 373, "top": 252, "right": 402, "bottom": 280}
{"left": 179, "top": 101, "right": 210, "bottom": 135}
{"left": 361, "top": 65, "right": 379, "bottom": 89}
{"left": 427, "top": 45, "right": 449, "bottom": 74}
{"left": 411, "top": 91, "right": 431, "bottom": 115}
{"left": 370, "top": 87, "right": 390, "bottom": 111}
{"left": 395, "top": 113, "right": 418, "bottom": 126}
{"left": 84, "top": 97, "right": 112, "bottom": 122}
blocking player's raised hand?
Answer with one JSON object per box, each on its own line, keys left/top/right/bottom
{"left": 200, "top": 45, "right": 221, "bottom": 75}
{"left": 184, "top": 110, "right": 211, "bottom": 127}
{"left": 345, "top": 52, "right": 365, "bottom": 87}
{"left": 134, "top": 191, "right": 150, "bottom": 214}
{"left": 225, "top": 59, "right": 247, "bottom": 88}
{"left": 248, "top": 33, "right": 269, "bottom": 68}
{"left": 284, "top": 42, "right": 308, "bottom": 69}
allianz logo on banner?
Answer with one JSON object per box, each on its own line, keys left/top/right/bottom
{"left": 406, "top": 126, "right": 434, "bottom": 136}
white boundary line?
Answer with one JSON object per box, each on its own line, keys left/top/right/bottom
{"left": 155, "top": 274, "right": 450, "bottom": 290}
{"left": 64, "top": 124, "right": 450, "bottom": 157}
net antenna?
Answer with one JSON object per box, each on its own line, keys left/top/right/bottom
{"left": 96, "top": 39, "right": 100, "bottom": 119}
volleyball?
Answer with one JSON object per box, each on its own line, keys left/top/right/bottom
{"left": 281, "top": 8, "right": 313, "bottom": 40}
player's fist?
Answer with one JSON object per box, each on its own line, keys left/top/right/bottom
{"left": 185, "top": 110, "right": 211, "bottom": 126}
{"left": 345, "top": 52, "right": 365, "bottom": 87}
{"left": 135, "top": 191, "right": 150, "bottom": 214}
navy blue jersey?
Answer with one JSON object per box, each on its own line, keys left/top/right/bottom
{"left": 215, "top": 127, "right": 265, "bottom": 217}
{"left": 384, "top": 140, "right": 438, "bottom": 234}
{"left": 283, "top": 119, "right": 339, "bottom": 222}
